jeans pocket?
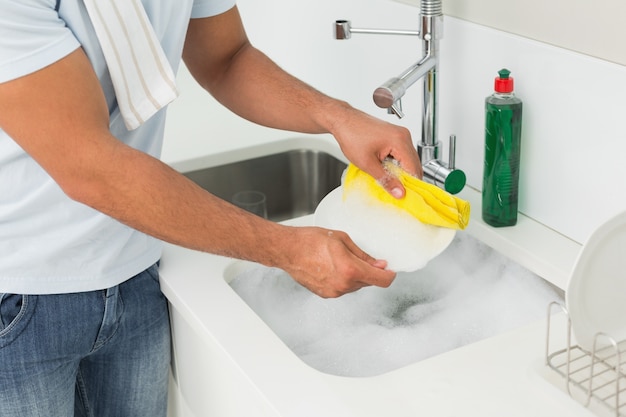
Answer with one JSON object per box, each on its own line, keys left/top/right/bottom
{"left": 145, "top": 263, "right": 161, "bottom": 284}
{"left": 0, "top": 293, "right": 36, "bottom": 347}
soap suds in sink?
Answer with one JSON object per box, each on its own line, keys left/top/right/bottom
{"left": 229, "top": 232, "right": 562, "bottom": 377}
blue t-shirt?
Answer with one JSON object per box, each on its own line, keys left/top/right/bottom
{"left": 0, "top": 0, "right": 235, "bottom": 294}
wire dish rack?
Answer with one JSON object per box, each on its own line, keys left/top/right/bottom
{"left": 545, "top": 301, "right": 626, "bottom": 417}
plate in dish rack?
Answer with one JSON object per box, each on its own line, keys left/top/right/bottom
{"left": 566, "top": 209, "right": 626, "bottom": 352}
{"left": 314, "top": 186, "right": 456, "bottom": 272}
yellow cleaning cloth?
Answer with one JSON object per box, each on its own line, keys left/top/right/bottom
{"left": 343, "top": 161, "right": 470, "bottom": 230}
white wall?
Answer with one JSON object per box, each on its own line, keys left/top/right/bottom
{"left": 438, "top": 18, "right": 626, "bottom": 245}
{"left": 395, "top": 0, "right": 626, "bottom": 66}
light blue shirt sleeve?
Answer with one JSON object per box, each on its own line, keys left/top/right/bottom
{"left": 191, "top": 0, "right": 237, "bottom": 19}
{"left": 0, "top": 0, "right": 80, "bottom": 83}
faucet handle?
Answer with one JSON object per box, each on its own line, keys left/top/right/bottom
{"left": 448, "top": 134, "right": 456, "bottom": 169}
{"left": 443, "top": 168, "right": 466, "bottom": 195}
{"left": 442, "top": 134, "right": 465, "bottom": 194}
{"left": 419, "top": 134, "right": 465, "bottom": 195}
{"left": 423, "top": 160, "right": 466, "bottom": 195}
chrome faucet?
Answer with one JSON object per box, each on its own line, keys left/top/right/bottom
{"left": 334, "top": 0, "right": 466, "bottom": 194}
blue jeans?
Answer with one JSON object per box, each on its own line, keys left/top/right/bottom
{"left": 0, "top": 264, "right": 171, "bottom": 417}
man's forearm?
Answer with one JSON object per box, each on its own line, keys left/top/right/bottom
{"left": 200, "top": 43, "right": 350, "bottom": 136}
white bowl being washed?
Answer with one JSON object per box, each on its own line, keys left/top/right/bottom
{"left": 315, "top": 186, "right": 456, "bottom": 272}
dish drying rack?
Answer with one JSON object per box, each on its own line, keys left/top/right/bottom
{"left": 545, "top": 301, "right": 626, "bottom": 417}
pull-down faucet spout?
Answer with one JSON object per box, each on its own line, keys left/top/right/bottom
{"left": 334, "top": 0, "right": 466, "bottom": 194}
{"left": 372, "top": 54, "right": 436, "bottom": 110}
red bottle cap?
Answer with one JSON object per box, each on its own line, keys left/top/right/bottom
{"left": 494, "top": 68, "right": 514, "bottom": 93}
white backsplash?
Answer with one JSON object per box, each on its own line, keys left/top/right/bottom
{"left": 439, "top": 18, "right": 626, "bottom": 245}
{"left": 233, "top": 0, "right": 626, "bottom": 245}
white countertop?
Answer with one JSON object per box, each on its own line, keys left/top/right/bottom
{"left": 159, "top": 213, "right": 594, "bottom": 417}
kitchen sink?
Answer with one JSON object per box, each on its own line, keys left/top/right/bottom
{"left": 183, "top": 149, "right": 347, "bottom": 221}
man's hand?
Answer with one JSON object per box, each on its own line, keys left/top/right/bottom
{"left": 328, "top": 105, "right": 422, "bottom": 198}
{"left": 277, "top": 226, "right": 396, "bottom": 298}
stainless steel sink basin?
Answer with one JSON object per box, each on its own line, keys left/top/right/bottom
{"left": 183, "top": 149, "right": 347, "bottom": 221}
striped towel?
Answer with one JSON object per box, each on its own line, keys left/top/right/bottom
{"left": 83, "top": 0, "right": 178, "bottom": 130}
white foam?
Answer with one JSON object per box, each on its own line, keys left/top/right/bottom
{"left": 229, "top": 232, "right": 562, "bottom": 377}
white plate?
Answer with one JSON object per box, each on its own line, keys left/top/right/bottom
{"left": 566, "top": 210, "right": 626, "bottom": 351}
{"left": 314, "top": 186, "right": 456, "bottom": 272}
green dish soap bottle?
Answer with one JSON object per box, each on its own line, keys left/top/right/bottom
{"left": 482, "top": 68, "right": 523, "bottom": 227}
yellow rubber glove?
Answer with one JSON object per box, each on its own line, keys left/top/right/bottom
{"left": 343, "top": 161, "right": 470, "bottom": 230}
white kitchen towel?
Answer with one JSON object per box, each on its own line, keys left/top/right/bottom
{"left": 82, "top": 0, "right": 178, "bottom": 130}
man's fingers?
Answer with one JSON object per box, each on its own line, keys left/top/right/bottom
{"left": 334, "top": 231, "right": 396, "bottom": 288}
